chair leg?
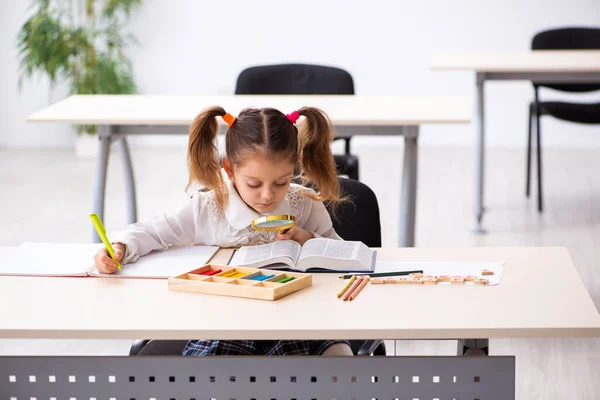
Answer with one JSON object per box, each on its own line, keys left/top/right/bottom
{"left": 344, "top": 138, "right": 351, "bottom": 155}
{"left": 526, "top": 103, "right": 533, "bottom": 197}
{"left": 535, "top": 103, "right": 543, "bottom": 213}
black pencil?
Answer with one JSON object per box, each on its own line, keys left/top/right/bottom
{"left": 339, "top": 270, "right": 424, "bottom": 279}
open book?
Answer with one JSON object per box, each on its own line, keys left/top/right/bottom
{"left": 0, "top": 242, "right": 219, "bottom": 279}
{"left": 228, "top": 238, "right": 376, "bottom": 273}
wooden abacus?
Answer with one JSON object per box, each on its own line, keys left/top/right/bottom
{"left": 168, "top": 264, "right": 312, "bottom": 301}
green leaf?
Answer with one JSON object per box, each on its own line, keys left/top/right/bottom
{"left": 102, "top": 0, "right": 142, "bottom": 19}
{"left": 16, "top": 0, "right": 141, "bottom": 100}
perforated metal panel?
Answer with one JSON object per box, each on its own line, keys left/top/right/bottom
{"left": 1, "top": 355, "right": 515, "bottom": 399}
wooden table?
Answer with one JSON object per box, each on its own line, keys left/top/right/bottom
{"left": 1, "top": 246, "right": 598, "bottom": 341}
{"left": 26, "top": 95, "right": 472, "bottom": 247}
{"left": 431, "top": 50, "right": 600, "bottom": 233}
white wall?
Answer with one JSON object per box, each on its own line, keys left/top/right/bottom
{"left": 1, "top": 0, "right": 600, "bottom": 149}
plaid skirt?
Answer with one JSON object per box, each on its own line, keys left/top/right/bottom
{"left": 182, "top": 340, "right": 351, "bottom": 356}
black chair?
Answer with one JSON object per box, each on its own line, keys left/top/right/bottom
{"left": 235, "top": 63, "right": 360, "bottom": 181}
{"left": 130, "top": 177, "right": 385, "bottom": 357}
{"left": 526, "top": 27, "right": 600, "bottom": 212}
{"left": 333, "top": 177, "right": 382, "bottom": 248}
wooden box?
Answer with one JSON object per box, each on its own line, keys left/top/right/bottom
{"left": 167, "top": 264, "right": 312, "bottom": 301}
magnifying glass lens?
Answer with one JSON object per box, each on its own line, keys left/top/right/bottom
{"left": 251, "top": 215, "right": 296, "bottom": 232}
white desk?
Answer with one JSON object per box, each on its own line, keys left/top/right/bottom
{"left": 2, "top": 245, "right": 597, "bottom": 399}
{"left": 431, "top": 50, "right": 600, "bottom": 232}
{"left": 1, "top": 246, "right": 599, "bottom": 341}
{"left": 27, "top": 95, "right": 472, "bottom": 246}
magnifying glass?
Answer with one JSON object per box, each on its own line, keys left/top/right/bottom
{"left": 251, "top": 215, "right": 296, "bottom": 233}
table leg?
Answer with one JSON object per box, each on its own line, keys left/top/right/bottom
{"left": 92, "top": 126, "right": 112, "bottom": 243}
{"left": 399, "top": 127, "right": 418, "bottom": 247}
{"left": 457, "top": 338, "right": 489, "bottom": 356}
{"left": 119, "top": 136, "right": 138, "bottom": 224}
{"left": 474, "top": 73, "right": 486, "bottom": 234}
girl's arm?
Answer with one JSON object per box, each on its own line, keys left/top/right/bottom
{"left": 109, "top": 193, "right": 202, "bottom": 264}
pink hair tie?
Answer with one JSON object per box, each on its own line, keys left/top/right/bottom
{"left": 286, "top": 111, "right": 300, "bottom": 124}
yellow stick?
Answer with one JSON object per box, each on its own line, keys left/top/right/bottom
{"left": 337, "top": 275, "right": 357, "bottom": 298}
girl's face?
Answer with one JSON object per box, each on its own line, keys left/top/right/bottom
{"left": 222, "top": 154, "right": 295, "bottom": 214}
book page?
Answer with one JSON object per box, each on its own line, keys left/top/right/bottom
{"left": 88, "top": 244, "right": 219, "bottom": 279}
{"left": 299, "top": 238, "right": 359, "bottom": 260}
{"left": 0, "top": 242, "right": 103, "bottom": 277}
{"left": 297, "top": 239, "right": 374, "bottom": 272}
{"left": 230, "top": 240, "right": 301, "bottom": 266}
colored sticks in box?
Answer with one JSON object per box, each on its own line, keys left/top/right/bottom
{"left": 198, "top": 268, "right": 296, "bottom": 284}
{"left": 171, "top": 264, "right": 312, "bottom": 301}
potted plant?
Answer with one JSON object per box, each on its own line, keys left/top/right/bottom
{"left": 17, "top": 0, "right": 142, "bottom": 157}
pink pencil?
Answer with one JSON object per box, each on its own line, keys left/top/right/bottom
{"left": 343, "top": 276, "right": 364, "bottom": 301}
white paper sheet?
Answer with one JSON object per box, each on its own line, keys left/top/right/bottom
{"left": 0, "top": 242, "right": 102, "bottom": 277}
{"left": 0, "top": 242, "right": 219, "bottom": 279}
{"left": 88, "top": 244, "right": 220, "bottom": 278}
{"left": 374, "top": 260, "right": 503, "bottom": 285}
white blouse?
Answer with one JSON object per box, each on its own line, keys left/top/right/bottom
{"left": 111, "top": 172, "right": 342, "bottom": 265}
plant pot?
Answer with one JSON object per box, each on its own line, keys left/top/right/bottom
{"left": 75, "top": 133, "right": 99, "bottom": 158}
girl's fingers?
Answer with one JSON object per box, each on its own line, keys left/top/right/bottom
{"left": 277, "top": 229, "right": 295, "bottom": 240}
{"left": 97, "top": 260, "right": 117, "bottom": 274}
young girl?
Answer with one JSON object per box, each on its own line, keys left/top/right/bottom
{"left": 93, "top": 105, "right": 353, "bottom": 356}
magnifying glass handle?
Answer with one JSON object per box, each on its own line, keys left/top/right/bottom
{"left": 280, "top": 228, "right": 290, "bottom": 234}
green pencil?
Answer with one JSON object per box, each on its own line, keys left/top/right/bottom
{"left": 339, "top": 270, "right": 424, "bottom": 279}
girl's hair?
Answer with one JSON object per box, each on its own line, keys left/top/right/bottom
{"left": 186, "top": 105, "right": 343, "bottom": 212}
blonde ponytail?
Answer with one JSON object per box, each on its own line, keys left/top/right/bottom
{"left": 297, "top": 106, "right": 343, "bottom": 207}
{"left": 186, "top": 106, "right": 228, "bottom": 211}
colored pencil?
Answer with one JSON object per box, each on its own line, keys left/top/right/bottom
{"left": 337, "top": 275, "right": 357, "bottom": 298}
{"left": 343, "top": 276, "right": 364, "bottom": 301}
{"left": 349, "top": 276, "right": 370, "bottom": 301}
{"left": 339, "top": 270, "right": 424, "bottom": 279}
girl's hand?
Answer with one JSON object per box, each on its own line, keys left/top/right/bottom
{"left": 276, "top": 226, "right": 314, "bottom": 246}
{"left": 93, "top": 242, "right": 126, "bottom": 274}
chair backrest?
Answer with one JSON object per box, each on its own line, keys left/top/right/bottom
{"left": 235, "top": 63, "right": 355, "bottom": 95}
{"left": 531, "top": 27, "right": 600, "bottom": 92}
{"left": 328, "top": 178, "right": 381, "bottom": 247}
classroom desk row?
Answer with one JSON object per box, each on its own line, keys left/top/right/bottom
{"left": 1, "top": 245, "right": 600, "bottom": 398}
{"left": 26, "top": 50, "right": 600, "bottom": 241}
